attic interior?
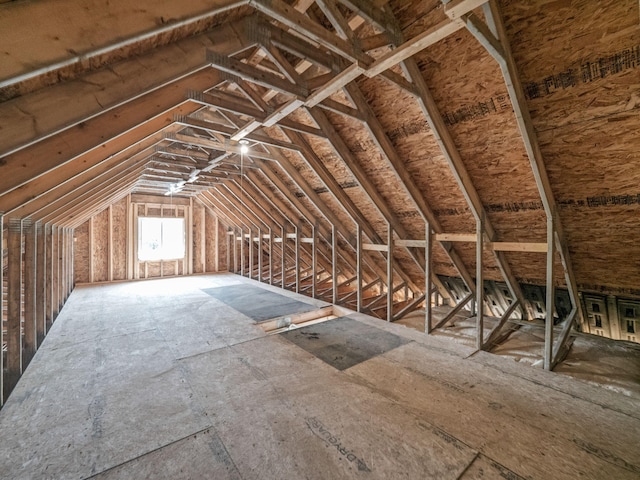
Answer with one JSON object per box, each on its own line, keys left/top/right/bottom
{"left": 0, "top": 0, "right": 639, "bottom": 477}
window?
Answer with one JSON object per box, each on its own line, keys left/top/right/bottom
{"left": 138, "top": 217, "right": 185, "bottom": 261}
{"left": 591, "top": 303, "right": 600, "bottom": 313}
{"left": 627, "top": 321, "right": 635, "bottom": 334}
{"left": 594, "top": 314, "right": 602, "bottom": 328}
{"left": 625, "top": 307, "right": 635, "bottom": 318}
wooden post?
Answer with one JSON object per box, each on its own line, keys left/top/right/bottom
{"left": 226, "top": 227, "right": 231, "bottom": 273}
{"left": 231, "top": 229, "right": 236, "bottom": 273}
{"left": 108, "top": 204, "right": 113, "bottom": 282}
{"left": 544, "top": 212, "right": 555, "bottom": 370}
{"left": 249, "top": 229, "right": 254, "bottom": 279}
{"left": 88, "top": 216, "right": 94, "bottom": 283}
{"left": 133, "top": 203, "right": 140, "bottom": 280}
{"left": 187, "top": 198, "right": 194, "bottom": 275}
{"left": 476, "top": 214, "right": 484, "bottom": 350}
{"left": 214, "top": 215, "right": 220, "bottom": 272}
{"left": 51, "top": 225, "right": 59, "bottom": 319}
{"left": 387, "top": 224, "right": 394, "bottom": 322}
{"left": 258, "top": 228, "right": 263, "bottom": 282}
{"left": 295, "top": 224, "right": 300, "bottom": 293}
{"left": 240, "top": 228, "right": 245, "bottom": 276}
{"left": 281, "top": 225, "right": 286, "bottom": 288}
{"left": 67, "top": 227, "right": 73, "bottom": 296}
{"left": 35, "top": 222, "right": 45, "bottom": 346}
{"left": 356, "top": 224, "right": 363, "bottom": 312}
{"left": 57, "top": 226, "right": 63, "bottom": 312}
{"left": 425, "top": 221, "right": 433, "bottom": 334}
{"left": 23, "top": 219, "right": 37, "bottom": 368}
{"left": 45, "top": 223, "right": 53, "bottom": 330}
{"left": 0, "top": 215, "right": 3, "bottom": 406}
{"left": 201, "top": 204, "right": 206, "bottom": 273}
{"left": 312, "top": 223, "right": 317, "bottom": 298}
{"left": 60, "top": 227, "right": 66, "bottom": 302}
{"left": 269, "top": 228, "right": 274, "bottom": 285}
{"left": 126, "top": 194, "right": 133, "bottom": 280}
{"left": 6, "top": 217, "right": 23, "bottom": 401}
{"left": 332, "top": 224, "right": 338, "bottom": 305}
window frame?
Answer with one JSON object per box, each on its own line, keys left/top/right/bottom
{"left": 137, "top": 216, "right": 186, "bottom": 262}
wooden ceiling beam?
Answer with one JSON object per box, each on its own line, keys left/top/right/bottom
{"left": 315, "top": 0, "right": 354, "bottom": 41}
{"left": 170, "top": 132, "right": 281, "bottom": 161}
{"left": 53, "top": 173, "right": 140, "bottom": 228}
{"left": 175, "top": 115, "right": 302, "bottom": 152}
{"left": 190, "top": 90, "right": 326, "bottom": 137}
{"left": 216, "top": 183, "right": 273, "bottom": 232}
{"left": 481, "top": 0, "right": 584, "bottom": 366}
{"left": 250, "top": 0, "right": 417, "bottom": 95}
{"left": 401, "top": 57, "right": 529, "bottom": 318}
{"left": 244, "top": 168, "right": 361, "bottom": 279}
{"left": 342, "top": 84, "right": 471, "bottom": 297}
{"left": 308, "top": 108, "right": 451, "bottom": 296}
{"left": 3, "top": 137, "right": 157, "bottom": 217}
{"left": 283, "top": 128, "right": 415, "bottom": 289}
{"left": 334, "top": 0, "right": 401, "bottom": 40}
{"left": 0, "top": 126, "right": 176, "bottom": 215}
{"left": 196, "top": 193, "right": 241, "bottom": 232}
{"left": 52, "top": 169, "right": 144, "bottom": 227}
{"left": 202, "top": 189, "right": 255, "bottom": 231}
{"left": 219, "top": 179, "right": 335, "bottom": 272}
{"left": 263, "top": 44, "right": 305, "bottom": 84}
{"left": 0, "top": 69, "right": 221, "bottom": 197}
{"left": 223, "top": 179, "right": 289, "bottom": 228}
{"left": 25, "top": 157, "right": 149, "bottom": 223}
{"left": 250, "top": 0, "right": 360, "bottom": 63}
{"left": 207, "top": 50, "right": 309, "bottom": 99}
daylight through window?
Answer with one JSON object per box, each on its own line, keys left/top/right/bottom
{"left": 138, "top": 217, "right": 185, "bottom": 261}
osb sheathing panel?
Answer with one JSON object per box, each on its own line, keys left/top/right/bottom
{"left": 217, "top": 215, "right": 228, "bottom": 271}
{"left": 193, "top": 202, "right": 205, "bottom": 274}
{"left": 73, "top": 222, "right": 90, "bottom": 283}
{"left": 205, "top": 209, "right": 217, "bottom": 272}
{"left": 147, "top": 262, "right": 162, "bottom": 278}
{"left": 111, "top": 198, "right": 127, "bottom": 281}
{"left": 298, "top": 132, "right": 359, "bottom": 187}
{"left": 412, "top": 31, "right": 543, "bottom": 208}
{"left": 356, "top": 74, "right": 473, "bottom": 232}
{"left": 92, "top": 209, "right": 110, "bottom": 282}
{"left": 317, "top": 111, "right": 414, "bottom": 247}
{"left": 503, "top": 0, "right": 640, "bottom": 293}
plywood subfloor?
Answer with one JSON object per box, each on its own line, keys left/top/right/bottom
{"left": 1, "top": 274, "right": 639, "bottom": 479}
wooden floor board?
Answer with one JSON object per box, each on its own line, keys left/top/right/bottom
{"left": 0, "top": 274, "right": 638, "bottom": 479}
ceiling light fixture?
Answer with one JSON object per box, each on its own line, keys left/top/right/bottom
{"left": 239, "top": 139, "right": 249, "bottom": 154}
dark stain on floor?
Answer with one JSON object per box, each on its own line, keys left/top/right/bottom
{"left": 202, "top": 285, "right": 319, "bottom": 322}
{"left": 281, "top": 317, "right": 411, "bottom": 370}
